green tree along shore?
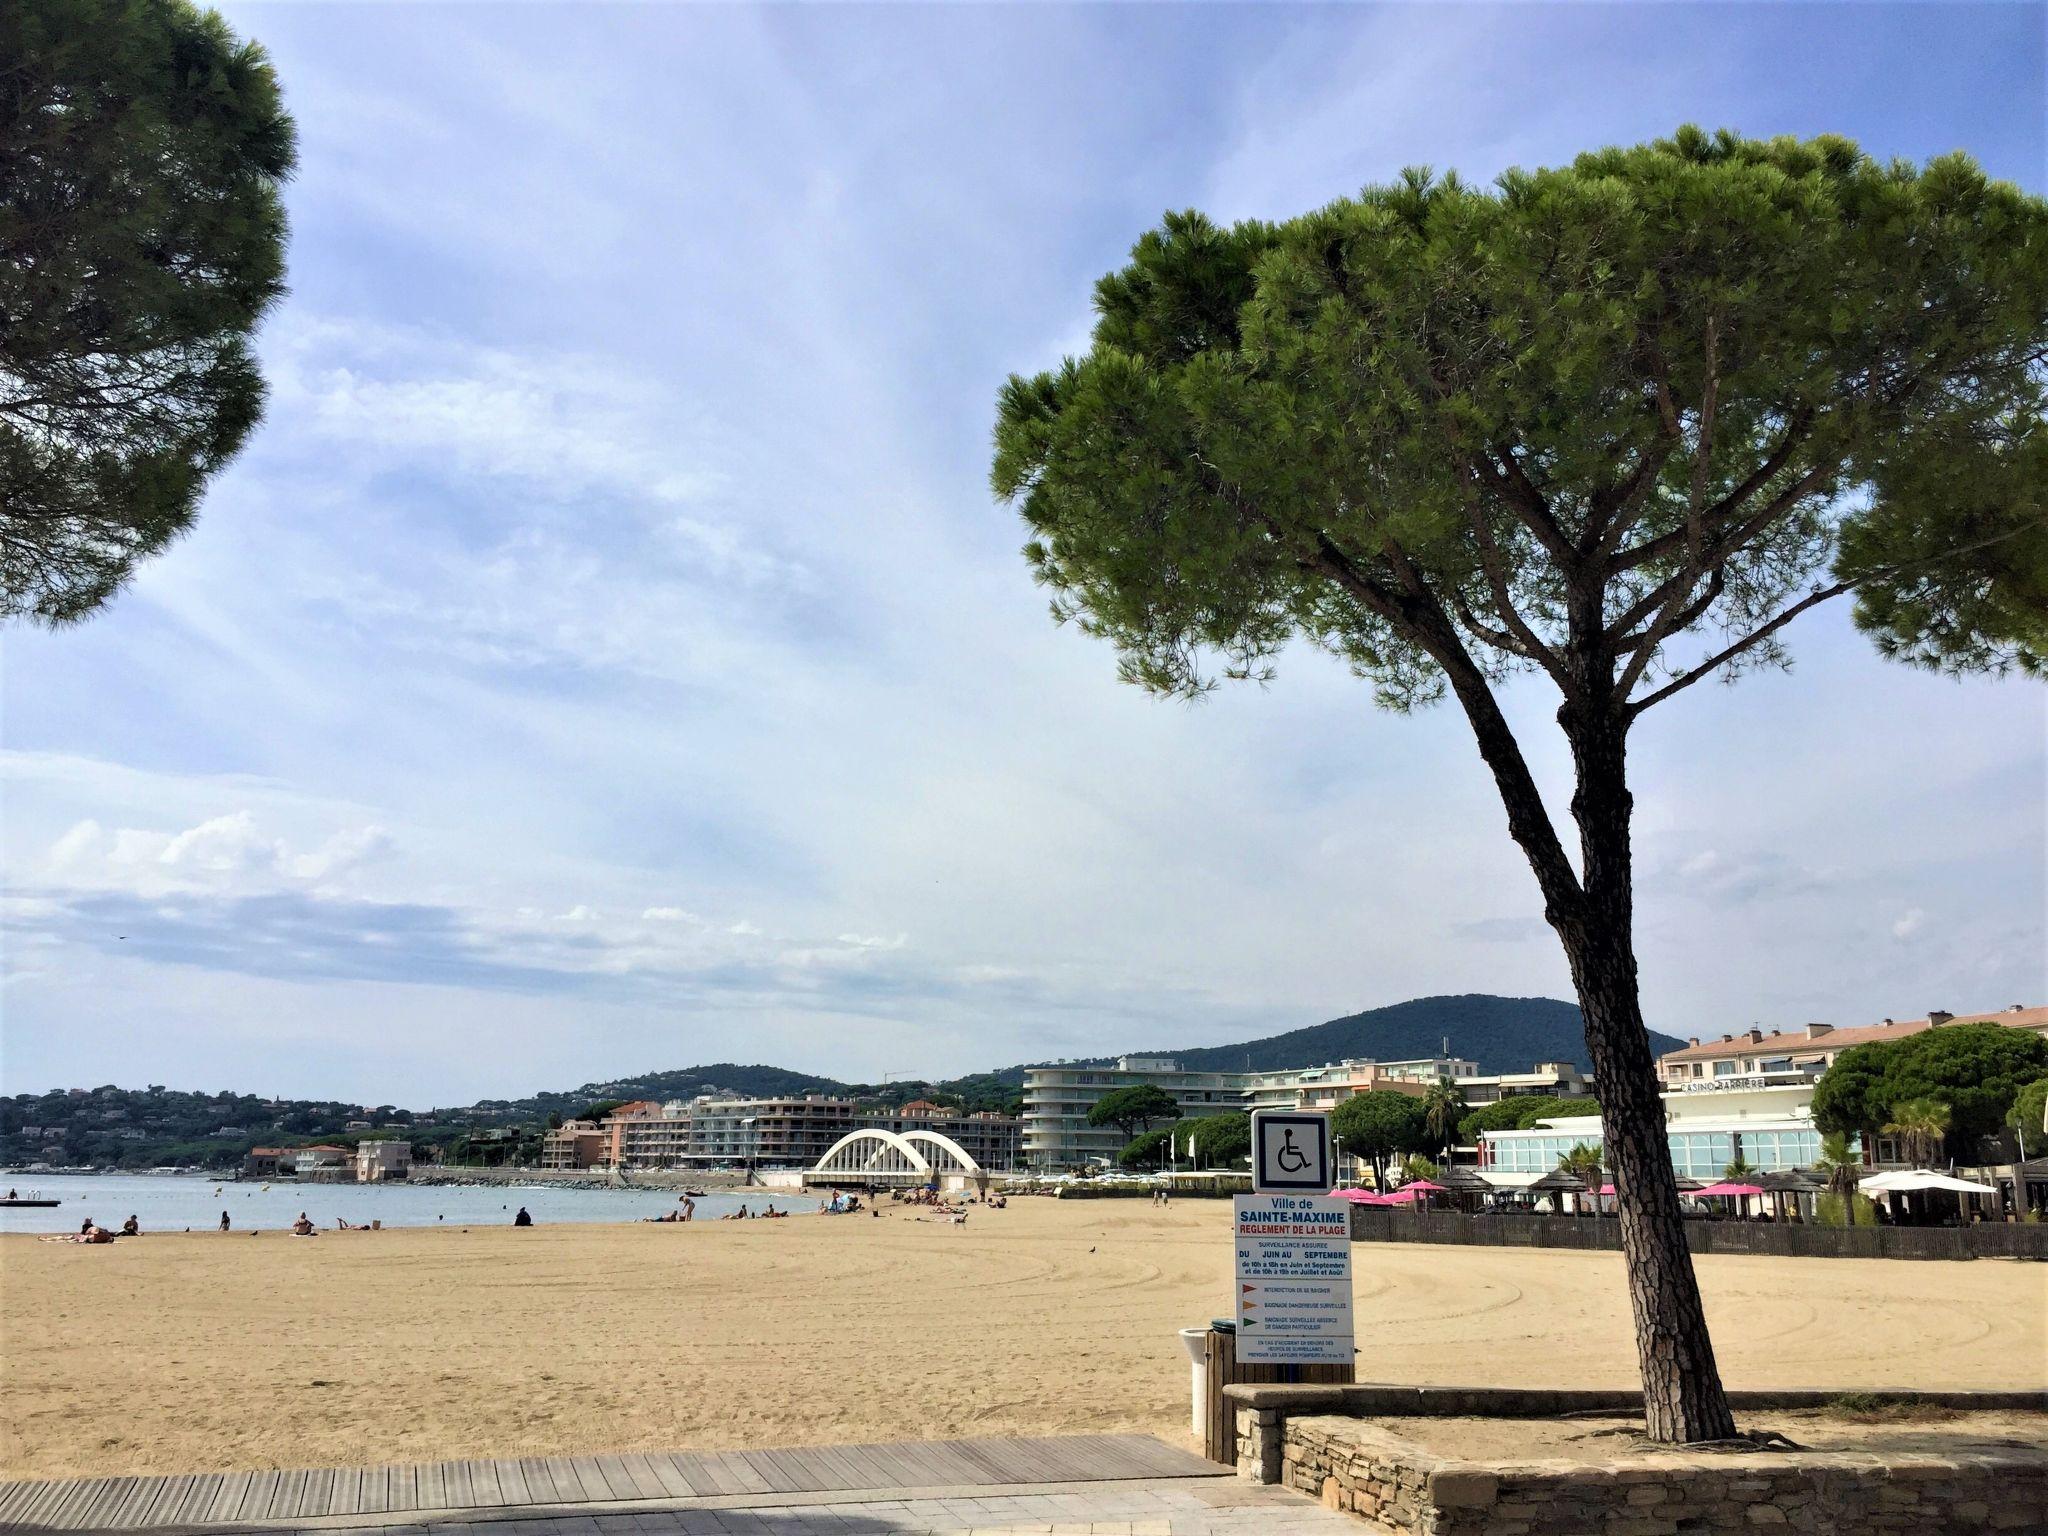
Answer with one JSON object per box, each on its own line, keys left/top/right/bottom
{"left": 1811, "top": 1024, "right": 2048, "bottom": 1161}
{"left": 993, "top": 130, "right": 2048, "bottom": 1441}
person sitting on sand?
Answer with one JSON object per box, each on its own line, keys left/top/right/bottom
{"left": 513, "top": 1207, "right": 533, "bottom": 1227}
{"left": 120, "top": 1215, "right": 140, "bottom": 1236}
{"left": 220, "top": 1211, "right": 231, "bottom": 1232}
{"left": 291, "top": 1213, "right": 316, "bottom": 1236}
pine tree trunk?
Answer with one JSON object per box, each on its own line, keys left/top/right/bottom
{"left": 1560, "top": 710, "right": 1737, "bottom": 1444}
{"left": 1425, "top": 616, "right": 1737, "bottom": 1443}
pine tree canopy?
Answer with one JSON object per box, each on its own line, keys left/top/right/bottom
{"left": 1, "top": 0, "right": 296, "bottom": 624}
{"left": 993, "top": 128, "right": 2048, "bottom": 708}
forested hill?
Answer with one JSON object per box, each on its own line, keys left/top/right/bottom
{"left": 5, "top": 999, "right": 1683, "bottom": 1170}
{"left": 466, "top": 1062, "right": 847, "bottom": 1120}
{"left": 1009, "top": 994, "right": 1685, "bottom": 1078}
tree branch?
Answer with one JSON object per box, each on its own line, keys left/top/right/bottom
{"left": 1626, "top": 580, "right": 1851, "bottom": 714}
{"left": 1472, "top": 446, "right": 1577, "bottom": 571}
{"left": 1458, "top": 479, "right": 1574, "bottom": 692}
{"left": 1609, "top": 407, "right": 1817, "bottom": 576}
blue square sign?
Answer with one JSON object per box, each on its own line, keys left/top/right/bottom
{"left": 1251, "top": 1109, "right": 1332, "bottom": 1193}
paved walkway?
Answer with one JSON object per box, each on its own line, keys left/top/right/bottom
{"left": 0, "top": 1436, "right": 1364, "bottom": 1536}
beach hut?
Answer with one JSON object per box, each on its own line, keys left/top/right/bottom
{"left": 1690, "top": 1180, "right": 1766, "bottom": 1218}
{"left": 1433, "top": 1165, "right": 1495, "bottom": 1213}
{"left": 1757, "top": 1169, "right": 1824, "bottom": 1224}
{"left": 1520, "top": 1167, "right": 1587, "bottom": 1215}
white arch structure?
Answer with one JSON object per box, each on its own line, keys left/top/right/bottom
{"left": 809, "top": 1127, "right": 984, "bottom": 1186}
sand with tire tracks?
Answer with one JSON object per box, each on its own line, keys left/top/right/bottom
{"left": 1, "top": 1198, "right": 2040, "bottom": 1479}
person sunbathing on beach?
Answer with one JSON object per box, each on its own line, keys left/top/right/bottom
{"left": 84, "top": 1224, "right": 115, "bottom": 1244}
{"left": 291, "top": 1213, "right": 316, "bottom": 1236}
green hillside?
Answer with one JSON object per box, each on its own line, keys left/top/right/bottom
{"left": 982, "top": 994, "right": 1681, "bottom": 1080}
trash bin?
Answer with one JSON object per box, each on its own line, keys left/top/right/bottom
{"left": 1177, "top": 1326, "right": 1208, "bottom": 1436}
{"left": 1197, "top": 1317, "right": 1353, "bottom": 1466}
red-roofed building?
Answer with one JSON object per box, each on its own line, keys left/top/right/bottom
{"left": 1655, "top": 1005, "right": 2048, "bottom": 1087}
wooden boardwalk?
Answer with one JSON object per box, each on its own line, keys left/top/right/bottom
{"left": 0, "top": 1433, "right": 1228, "bottom": 1532}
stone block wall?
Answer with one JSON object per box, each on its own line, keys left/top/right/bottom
{"left": 1256, "top": 1413, "right": 2048, "bottom": 1536}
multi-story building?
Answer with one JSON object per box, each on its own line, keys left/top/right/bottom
{"left": 1458, "top": 1061, "right": 1594, "bottom": 1106}
{"left": 858, "top": 1103, "right": 1023, "bottom": 1172}
{"left": 538, "top": 1119, "right": 607, "bottom": 1170}
{"left": 355, "top": 1140, "right": 412, "bottom": 1182}
{"left": 598, "top": 1100, "right": 695, "bottom": 1168}
{"left": 293, "top": 1144, "right": 352, "bottom": 1180}
{"left": 1481, "top": 1004, "right": 2047, "bottom": 1184}
{"left": 1243, "top": 1057, "right": 1478, "bottom": 1114}
{"left": 1022, "top": 1057, "right": 1251, "bottom": 1170}
{"left": 681, "top": 1095, "right": 859, "bottom": 1168}
{"left": 242, "top": 1146, "right": 293, "bottom": 1178}
{"left": 1654, "top": 1006, "right": 2048, "bottom": 1088}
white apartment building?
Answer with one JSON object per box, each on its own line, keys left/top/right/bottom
{"left": 1022, "top": 1058, "right": 1249, "bottom": 1169}
{"left": 1024, "top": 1052, "right": 1598, "bottom": 1171}
{"left": 1476, "top": 1005, "right": 2048, "bottom": 1185}
{"left": 354, "top": 1139, "right": 412, "bottom": 1182}
{"left": 1242, "top": 1056, "right": 1479, "bottom": 1113}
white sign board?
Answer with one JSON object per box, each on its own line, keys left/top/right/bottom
{"left": 1232, "top": 1193, "right": 1354, "bottom": 1365}
{"left": 1251, "top": 1109, "right": 1333, "bottom": 1194}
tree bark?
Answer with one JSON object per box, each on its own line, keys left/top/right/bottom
{"left": 1363, "top": 570, "right": 1737, "bottom": 1441}
{"left": 1556, "top": 708, "right": 1737, "bottom": 1444}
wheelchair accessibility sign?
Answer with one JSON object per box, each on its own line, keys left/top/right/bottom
{"left": 1251, "top": 1109, "right": 1333, "bottom": 1193}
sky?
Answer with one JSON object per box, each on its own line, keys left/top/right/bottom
{"left": 3, "top": 2, "right": 2044, "bottom": 1107}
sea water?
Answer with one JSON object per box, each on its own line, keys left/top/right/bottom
{"left": 0, "top": 1172, "right": 817, "bottom": 1233}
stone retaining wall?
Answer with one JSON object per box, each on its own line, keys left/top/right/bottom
{"left": 1226, "top": 1387, "right": 2048, "bottom": 1536}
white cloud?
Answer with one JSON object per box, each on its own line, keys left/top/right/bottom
{"left": 3, "top": 3, "right": 2041, "bottom": 1101}
{"left": 33, "top": 811, "right": 392, "bottom": 899}
{"left": 1892, "top": 908, "right": 1927, "bottom": 941}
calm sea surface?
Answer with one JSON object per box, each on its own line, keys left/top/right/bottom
{"left": 0, "top": 1172, "right": 815, "bottom": 1233}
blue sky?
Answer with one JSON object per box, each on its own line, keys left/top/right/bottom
{"left": 3, "top": 3, "right": 2043, "bottom": 1105}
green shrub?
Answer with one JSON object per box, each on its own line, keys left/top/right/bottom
{"left": 1814, "top": 1192, "right": 1879, "bottom": 1228}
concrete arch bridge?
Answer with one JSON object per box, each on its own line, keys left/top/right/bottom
{"left": 806, "top": 1128, "right": 987, "bottom": 1192}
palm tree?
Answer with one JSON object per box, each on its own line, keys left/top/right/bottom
{"left": 1814, "top": 1131, "right": 1864, "bottom": 1227}
{"left": 1722, "top": 1156, "right": 1759, "bottom": 1182}
{"left": 1396, "top": 1154, "right": 1439, "bottom": 1186}
{"left": 1421, "top": 1078, "right": 1468, "bottom": 1165}
{"left": 1559, "top": 1142, "right": 1603, "bottom": 1217}
{"left": 1882, "top": 1098, "right": 1952, "bottom": 1167}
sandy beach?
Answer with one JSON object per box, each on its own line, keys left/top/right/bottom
{"left": 2, "top": 1199, "right": 2041, "bottom": 1480}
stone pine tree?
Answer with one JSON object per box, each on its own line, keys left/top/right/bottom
{"left": 993, "top": 130, "right": 2048, "bottom": 1442}
{"left": 1, "top": 0, "right": 296, "bottom": 624}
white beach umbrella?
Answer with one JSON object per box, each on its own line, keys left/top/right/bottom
{"left": 1859, "top": 1169, "right": 1995, "bottom": 1195}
